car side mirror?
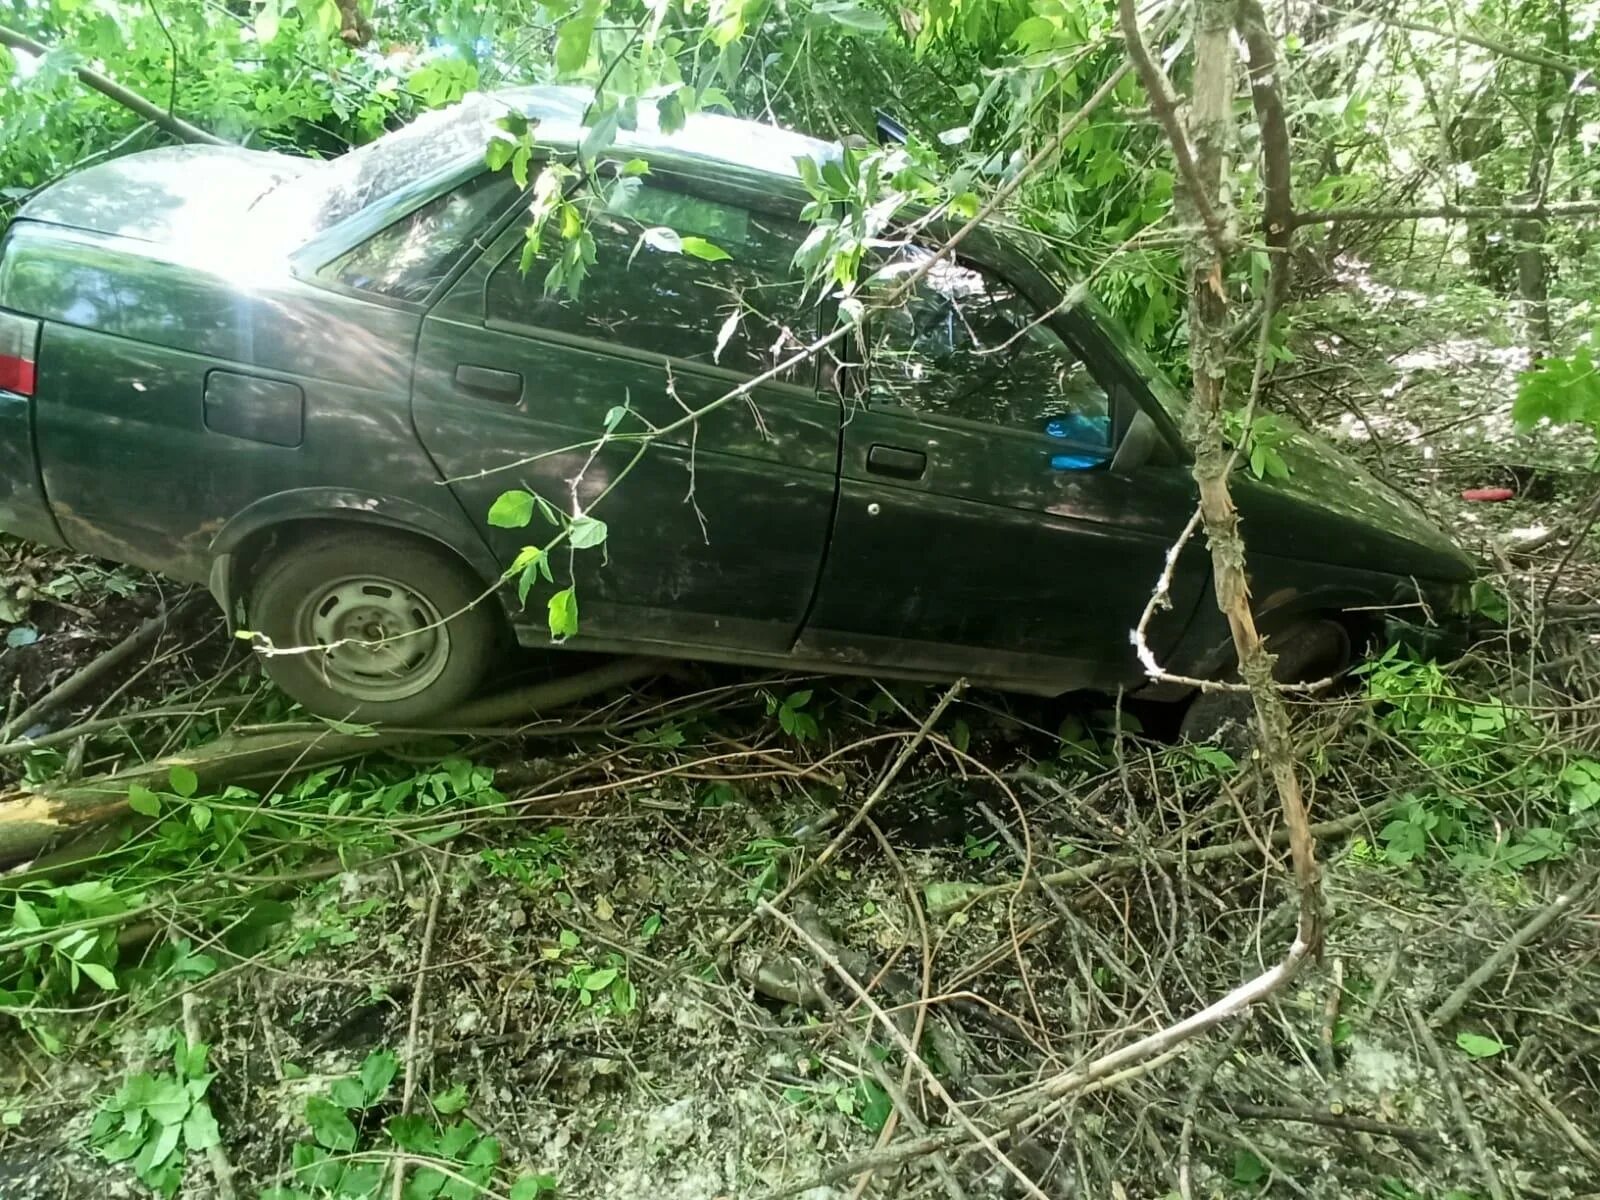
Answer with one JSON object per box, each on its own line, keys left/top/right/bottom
{"left": 1111, "top": 408, "right": 1163, "bottom": 475}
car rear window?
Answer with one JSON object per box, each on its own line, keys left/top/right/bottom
{"left": 257, "top": 95, "right": 508, "bottom": 240}
{"left": 324, "top": 171, "right": 519, "bottom": 303}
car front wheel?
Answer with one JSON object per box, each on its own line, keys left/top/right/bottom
{"left": 247, "top": 531, "right": 498, "bottom": 723}
{"left": 1180, "top": 618, "right": 1353, "bottom": 745}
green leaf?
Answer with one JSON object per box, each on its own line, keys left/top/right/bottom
{"left": 328, "top": 1077, "right": 365, "bottom": 1109}
{"left": 555, "top": 0, "right": 599, "bottom": 75}
{"left": 489, "top": 491, "right": 536, "bottom": 528}
{"left": 360, "top": 1049, "right": 399, "bottom": 1104}
{"left": 1455, "top": 1032, "right": 1506, "bottom": 1058}
{"left": 510, "top": 1174, "right": 559, "bottom": 1200}
{"left": 431, "top": 1082, "right": 469, "bottom": 1115}
{"left": 182, "top": 1101, "right": 220, "bottom": 1150}
{"left": 79, "top": 961, "right": 117, "bottom": 991}
{"left": 11, "top": 897, "right": 41, "bottom": 931}
{"left": 547, "top": 587, "right": 579, "bottom": 639}
{"left": 305, "top": 1095, "right": 357, "bottom": 1151}
{"left": 855, "top": 1080, "right": 891, "bottom": 1132}
{"left": 568, "top": 515, "right": 608, "bottom": 549}
{"left": 1233, "top": 1148, "right": 1267, "bottom": 1184}
{"left": 656, "top": 91, "right": 686, "bottom": 135}
{"left": 820, "top": 1, "right": 890, "bottom": 33}
{"left": 485, "top": 138, "right": 516, "bottom": 172}
{"left": 679, "top": 236, "right": 731, "bottom": 262}
{"left": 99, "top": 1126, "right": 147, "bottom": 1163}
{"left": 128, "top": 785, "right": 162, "bottom": 818}
{"left": 1011, "top": 15, "right": 1055, "bottom": 47}
{"left": 140, "top": 1118, "right": 182, "bottom": 1174}
{"left": 168, "top": 766, "right": 198, "bottom": 799}
{"left": 583, "top": 967, "right": 618, "bottom": 991}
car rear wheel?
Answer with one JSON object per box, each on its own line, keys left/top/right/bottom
{"left": 1180, "top": 618, "right": 1352, "bottom": 745}
{"left": 248, "top": 531, "right": 498, "bottom": 723}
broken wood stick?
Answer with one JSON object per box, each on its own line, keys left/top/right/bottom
{"left": 0, "top": 593, "right": 207, "bottom": 743}
{"left": 0, "top": 656, "right": 665, "bottom": 869}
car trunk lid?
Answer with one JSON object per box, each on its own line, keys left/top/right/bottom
{"left": 16, "top": 145, "right": 316, "bottom": 248}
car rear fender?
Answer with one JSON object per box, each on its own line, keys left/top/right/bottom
{"left": 209, "top": 488, "right": 510, "bottom": 627}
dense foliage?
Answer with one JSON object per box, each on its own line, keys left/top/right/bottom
{"left": 5, "top": 1, "right": 1592, "bottom": 371}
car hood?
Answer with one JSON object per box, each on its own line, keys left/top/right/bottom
{"left": 17, "top": 145, "right": 313, "bottom": 250}
{"left": 1235, "top": 417, "right": 1474, "bottom": 583}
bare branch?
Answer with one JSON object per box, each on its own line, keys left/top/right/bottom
{"left": 0, "top": 23, "right": 229, "bottom": 146}
{"left": 1295, "top": 199, "right": 1600, "bottom": 226}
{"left": 1116, "top": 0, "right": 1231, "bottom": 257}
{"left": 1308, "top": 1, "right": 1589, "bottom": 76}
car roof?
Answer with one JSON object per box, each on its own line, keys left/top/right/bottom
{"left": 480, "top": 85, "right": 841, "bottom": 183}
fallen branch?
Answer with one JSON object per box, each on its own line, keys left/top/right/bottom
{"left": 770, "top": 932, "right": 1317, "bottom": 1193}
{"left": 720, "top": 678, "right": 965, "bottom": 948}
{"left": 0, "top": 24, "right": 229, "bottom": 146}
{"left": 182, "top": 993, "right": 238, "bottom": 1200}
{"left": 0, "top": 696, "right": 254, "bottom": 759}
{"left": 0, "top": 594, "right": 206, "bottom": 743}
{"left": 1427, "top": 875, "right": 1593, "bottom": 1027}
{"left": 0, "top": 657, "right": 665, "bottom": 869}
{"left": 1409, "top": 1006, "right": 1509, "bottom": 1200}
{"left": 392, "top": 867, "right": 444, "bottom": 1200}
{"left": 758, "top": 901, "right": 1050, "bottom": 1200}
{"left": 943, "top": 800, "right": 1393, "bottom": 914}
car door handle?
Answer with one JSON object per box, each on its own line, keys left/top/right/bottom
{"left": 454, "top": 364, "right": 523, "bottom": 402}
{"left": 865, "top": 444, "right": 927, "bottom": 479}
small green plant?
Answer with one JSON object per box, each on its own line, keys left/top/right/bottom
{"left": 1357, "top": 649, "right": 1592, "bottom": 874}
{"left": 2, "top": 879, "right": 143, "bottom": 1007}
{"left": 265, "top": 1050, "right": 558, "bottom": 1200}
{"left": 782, "top": 1075, "right": 892, "bottom": 1132}
{"left": 544, "top": 930, "right": 638, "bottom": 1017}
{"left": 480, "top": 827, "right": 575, "bottom": 890}
{"left": 764, "top": 688, "right": 819, "bottom": 741}
{"left": 731, "top": 836, "right": 796, "bottom": 903}
{"left": 90, "top": 1033, "right": 221, "bottom": 1198}
{"left": 962, "top": 834, "right": 1000, "bottom": 860}
{"left": 1513, "top": 327, "right": 1600, "bottom": 438}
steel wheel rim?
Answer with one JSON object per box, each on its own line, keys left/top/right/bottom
{"left": 295, "top": 574, "right": 451, "bottom": 703}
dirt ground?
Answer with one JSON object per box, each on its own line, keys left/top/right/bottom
{"left": 2, "top": 262, "right": 1598, "bottom": 1200}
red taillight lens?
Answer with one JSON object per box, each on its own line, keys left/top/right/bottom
{"left": 0, "top": 310, "right": 39, "bottom": 397}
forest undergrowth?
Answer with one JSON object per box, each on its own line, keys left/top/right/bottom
{"left": 0, "top": 261, "right": 1596, "bottom": 1200}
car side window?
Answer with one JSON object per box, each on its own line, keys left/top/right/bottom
{"left": 324, "top": 171, "right": 519, "bottom": 303}
{"left": 484, "top": 180, "right": 813, "bottom": 377}
{"left": 865, "top": 247, "right": 1112, "bottom": 467}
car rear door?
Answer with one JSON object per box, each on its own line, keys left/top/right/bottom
{"left": 410, "top": 170, "right": 840, "bottom": 653}
{"left": 794, "top": 246, "right": 1208, "bottom": 694}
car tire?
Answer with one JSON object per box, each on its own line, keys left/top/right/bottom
{"left": 1180, "top": 618, "right": 1352, "bottom": 746}
{"left": 247, "top": 530, "right": 498, "bottom": 723}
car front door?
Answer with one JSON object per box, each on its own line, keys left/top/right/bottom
{"left": 411, "top": 170, "right": 840, "bottom": 654}
{"left": 794, "top": 246, "right": 1208, "bottom": 694}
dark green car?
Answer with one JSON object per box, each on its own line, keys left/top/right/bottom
{"left": 0, "top": 87, "right": 1472, "bottom": 721}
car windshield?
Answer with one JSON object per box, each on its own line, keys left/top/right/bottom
{"left": 252, "top": 94, "right": 510, "bottom": 244}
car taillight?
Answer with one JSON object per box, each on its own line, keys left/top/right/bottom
{"left": 0, "top": 310, "right": 40, "bottom": 397}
